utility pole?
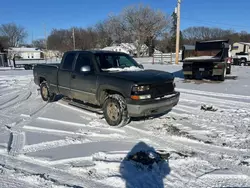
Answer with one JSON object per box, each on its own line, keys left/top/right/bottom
{"left": 72, "top": 28, "right": 76, "bottom": 50}
{"left": 31, "top": 31, "right": 33, "bottom": 46}
{"left": 175, "top": 0, "right": 181, "bottom": 65}
{"left": 44, "top": 24, "right": 48, "bottom": 63}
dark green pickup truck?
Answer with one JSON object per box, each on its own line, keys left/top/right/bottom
{"left": 33, "top": 50, "right": 179, "bottom": 126}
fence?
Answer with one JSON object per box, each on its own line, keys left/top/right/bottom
{"left": 152, "top": 52, "right": 182, "bottom": 64}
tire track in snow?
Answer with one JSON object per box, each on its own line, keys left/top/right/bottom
{"left": 0, "top": 94, "right": 19, "bottom": 107}
{"left": 8, "top": 132, "right": 26, "bottom": 156}
{"left": 0, "top": 174, "right": 39, "bottom": 188}
{"left": 0, "top": 91, "right": 32, "bottom": 110}
{"left": 22, "top": 138, "right": 91, "bottom": 154}
{"left": 180, "top": 93, "right": 250, "bottom": 108}
{"left": 5, "top": 102, "right": 50, "bottom": 156}
{"left": 0, "top": 153, "right": 111, "bottom": 188}
{"left": 177, "top": 88, "right": 250, "bottom": 101}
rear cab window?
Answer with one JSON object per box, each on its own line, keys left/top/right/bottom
{"left": 74, "top": 53, "right": 94, "bottom": 73}
{"left": 62, "top": 52, "right": 76, "bottom": 70}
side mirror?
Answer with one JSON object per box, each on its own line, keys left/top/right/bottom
{"left": 138, "top": 64, "right": 144, "bottom": 69}
{"left": 80, "top": 66, "right": 91, "bottom": 72}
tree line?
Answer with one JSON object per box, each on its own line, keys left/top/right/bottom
{"left": 1, "top": 4, "right": 250, "bottom": 55}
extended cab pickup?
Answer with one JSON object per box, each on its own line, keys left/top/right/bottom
{"left": 33, "top": 50, "right": 180, "bottom": 126}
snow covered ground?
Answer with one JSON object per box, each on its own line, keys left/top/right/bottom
{"left": 0, "top": 64, "right": 250, "bottom": 188}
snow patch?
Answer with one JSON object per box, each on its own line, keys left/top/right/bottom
{"left": 103, "top": 66, "right": 143, "bottom": 72}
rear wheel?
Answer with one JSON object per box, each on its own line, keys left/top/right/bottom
{"left": 103, "top": 94, "right": 130, "bottom": 127}
{"left": 218, "top": 67, "right": 226, "bottom": 81}
{"left": 40, "top": 81, "right": 56, "bottom": 102}
{"left": 226, "top": 64, "right": 231, "bottom": 74}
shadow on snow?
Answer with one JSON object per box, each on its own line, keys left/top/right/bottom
{"left": 120, "top": 142, "right": 171, "bottom": 188}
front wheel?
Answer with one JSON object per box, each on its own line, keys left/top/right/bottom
{"left": 103, "top": 94, "right": 130, "bottom": 127}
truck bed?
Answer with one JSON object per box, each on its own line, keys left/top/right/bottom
{"left": 33, "top": 63, "right": 60, "bottom": 86}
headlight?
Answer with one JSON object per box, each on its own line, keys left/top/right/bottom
{"left": 132, "top": 85, "right": 150, "bottom": 92}
{"left": 131, "top": 94, "right": 151, "bottom": 100}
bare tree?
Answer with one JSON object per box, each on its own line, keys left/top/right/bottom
{"left": 95, "top": 21, "right": 112, "bottom": 48}
{"left": 182, "top": 27, "right": 234, "bottom": 44}
{"left": 0, "top": 23, "right": 28, "bottom": 47}
{"left": 239, "top": 31, "right": 250, "bottom": 42}
{"left": 122, "top": 5, "right": 169, "bottom": 57}
{"left": 47, "top": 27, "right": 99, "bottom": 52}
{"left": 32, "top": 39, "right": 46, "bottom": 49}
{"left": 74, "top": 27, "right": 98, "bottom": 50}
{"left": 47, "top": 29, "right": 72, "bottom": 52}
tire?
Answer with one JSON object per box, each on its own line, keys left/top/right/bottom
{"left": 240, "top": 59, "right": 246, "bottom": 66}
{"left": 218, "top": 67, "right": 226, "bottom": 81}
{"left": 103, "top": 94, "right": 130, "bottom": 127}
{"left": 40, "top": 81, "right": 56, "bottom": 102}
{"left": 24, "top": 65, "right": 29, "bottom": 70}
{"left": 226, "top": 64, "right": 231, "bottom": 74}
{"left": 24, "top": 65, "right": 32, "bottom": 70}
{"left": 184, "top": 75, "right": 191, "bottom": 79}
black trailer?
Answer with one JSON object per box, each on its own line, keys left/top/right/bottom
{"left": 0, "top": 53, "right": 8, "bottom": 67}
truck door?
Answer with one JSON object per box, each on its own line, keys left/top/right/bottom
{"left": 58, "top": 52, "right": 76, "bottom": 97}
{"left": 70, "top": 52, "right": 98, "bottom": 104}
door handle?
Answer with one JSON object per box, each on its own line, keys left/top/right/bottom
{"left": 71, "top": 74, "right": 76, "bottom": 79}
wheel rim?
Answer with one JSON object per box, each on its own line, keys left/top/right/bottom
{"left": 107, "top": 102, "right": 120, "bottom": 121}
{"left": 42, "top": 86, "right": 48, "bottom": 98}
{"left": 241, "top": 63, "right": 244, "bottom": 66}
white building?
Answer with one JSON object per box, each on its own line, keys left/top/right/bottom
{"left": 8, "top": 47, "right": 44, "bottom": 60}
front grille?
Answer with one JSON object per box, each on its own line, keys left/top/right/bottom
{"left": 150, "top": 82, "right": 174, "bottom": 98}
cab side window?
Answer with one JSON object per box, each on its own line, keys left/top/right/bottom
{"left": 75, "top": 53, "right": 93, "bottom": 73}
{"left": 62, "top": 53, "right": 75, "bottom": 70}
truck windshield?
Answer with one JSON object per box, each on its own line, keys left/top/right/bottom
{"left": 95, "top": 53, "right": 140, "bottom": 71}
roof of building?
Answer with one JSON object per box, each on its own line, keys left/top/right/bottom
{"left": 238, "top": 42, "right": 250, "bottom": 46}
{"left": 9, "top": 47, "right": 42, "bottom": 52}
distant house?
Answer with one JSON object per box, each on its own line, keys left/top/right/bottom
{"left": 8, "top": 47, "right": 44, "bottom": 60}
{"left": 231, "top": 42, "right": 250, "bottom": 56}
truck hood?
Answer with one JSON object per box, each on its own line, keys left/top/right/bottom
{"left": 101, "top": 69, "right": 174, "bottom": 84}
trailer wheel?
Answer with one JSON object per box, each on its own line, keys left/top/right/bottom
{"left": 40, "top": 81, "right": 56, "bottom": 102}
{"left": 240, "top": 58, "right": 246, "bottom": 66}
{"left": 24, "top": 65, "right": 32, "bottom": 70}
{"left": 103, "top": 94, "right": 130, "bottom": 127}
